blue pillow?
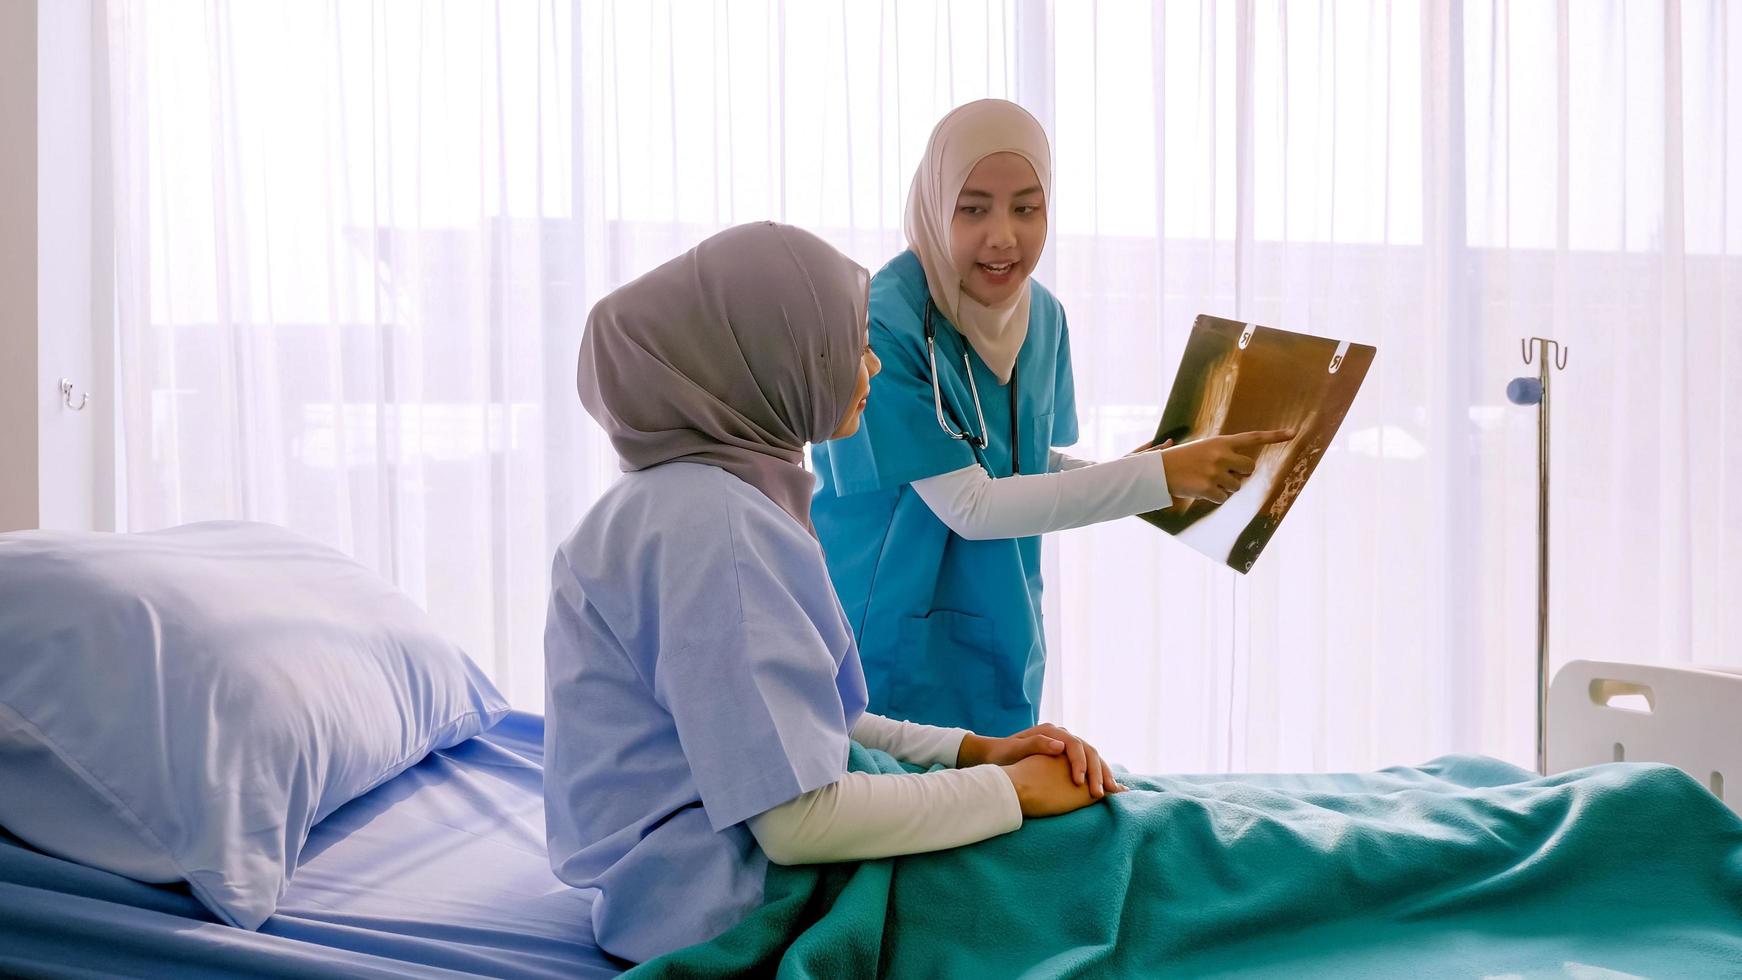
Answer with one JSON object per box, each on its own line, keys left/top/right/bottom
{"left": 0, "top": 521, "right": 510, "bottom": 928}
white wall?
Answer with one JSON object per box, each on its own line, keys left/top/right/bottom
{"left": 0, "top": 0, "right": 40, "bottom": 532}
{"left": 37, "top": 0, "right": 98, "bottom": 530}
{"left": 0, "top": 0, "right": 106, "bottom": 533}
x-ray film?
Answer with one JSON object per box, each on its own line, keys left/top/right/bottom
{"left": 1140, "top": 315, "right": 1376, "bottom": 574}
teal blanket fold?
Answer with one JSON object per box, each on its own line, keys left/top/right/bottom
{"left": 630, "top": 747, "right": 1742, "bottom": 978}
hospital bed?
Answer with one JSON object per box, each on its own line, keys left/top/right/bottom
{"left": 0, "top": 659, "right": 1736, "bottom": 978}
{"left": 0, "top": 710, "right": 626, "bottom": 979}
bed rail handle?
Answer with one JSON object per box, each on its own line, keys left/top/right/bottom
{"left": 1588, "top": 678, "right": 1654, "bottom": 714}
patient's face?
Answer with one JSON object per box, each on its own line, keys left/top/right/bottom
{"left": 950, "top": 151, "right": 1047, "bottom": 307}
{"left": 827, "top": 333, "right": 881, "bottom": 440}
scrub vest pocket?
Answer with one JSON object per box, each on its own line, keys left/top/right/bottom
{"left": 891, "top": 610, "right": 1026, "bottom": 719}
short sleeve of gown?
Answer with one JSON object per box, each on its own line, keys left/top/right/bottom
{"left": 819, "top": 300, "right": 979, "bottom": 496}
{"left": 651, "top": 515, "right": 860, "bottom": 832}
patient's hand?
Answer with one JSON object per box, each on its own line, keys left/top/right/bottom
{"left": 960, "top": 723, "right": 1125, "bottom": 798}
{"left": 1001, "top": 754, "right": 1106, "bottom": 818}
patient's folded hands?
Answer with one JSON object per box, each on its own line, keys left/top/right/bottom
{"left": 1000, "top": 753, "right": 1110, "bottom": 818}
{"left": 960, "top": 722, "right": 1126, "bottom": 807}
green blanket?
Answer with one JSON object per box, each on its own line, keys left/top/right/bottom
{"left": 630, "top": 747, "right": 1742, "bottom": 978}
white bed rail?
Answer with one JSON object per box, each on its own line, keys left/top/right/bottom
{"left": 1547, "top": 659, "right": 1740, "bottom": 814}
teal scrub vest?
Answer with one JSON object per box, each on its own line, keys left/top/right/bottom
{"left": 812, "top": 249, "right": 1078, "bottom": 736}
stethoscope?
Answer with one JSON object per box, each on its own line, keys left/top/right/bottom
{"left": 923, "top": 300, "right": 1021, "bottom": 475}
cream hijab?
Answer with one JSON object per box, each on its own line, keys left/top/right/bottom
{"left": 903, "top": 99, "right": 1053, "bottom": 384}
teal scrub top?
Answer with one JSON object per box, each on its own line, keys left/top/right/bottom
{"left": 812, "top": 249, "right": 1078, "bottom": 737}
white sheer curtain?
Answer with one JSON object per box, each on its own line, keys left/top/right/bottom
{"left": 105, "top": 0, "right": 593, "bottom": 708}
{"left": 107, "top": 1, "right": 1739, "bottom": 771}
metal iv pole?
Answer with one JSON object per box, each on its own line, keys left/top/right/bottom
{"left": 1507, "top": 337, "right": 1568, "bottom": 776}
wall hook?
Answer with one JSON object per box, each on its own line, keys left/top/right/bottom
{"left": 59, "top": 378, "right": 90, "bottom": 412}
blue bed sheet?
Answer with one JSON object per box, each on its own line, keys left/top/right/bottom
{"left": 0, "top": 712, "right": 625, "bottom": 979}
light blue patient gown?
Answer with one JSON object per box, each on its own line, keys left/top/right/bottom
{"left": 812, "top": 249, "right": 1078, "bottom": 737}
{"left": 543, "top": 461, "right": 868, "bottom": 963}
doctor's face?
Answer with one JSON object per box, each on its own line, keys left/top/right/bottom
{"left": 950, "top": 151, "right": 1047, "bottom": 307}
{"left": 827, "top": 330, "right": 882, "bottom": 440}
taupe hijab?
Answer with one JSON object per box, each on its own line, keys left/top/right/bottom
{"left": 577, "top": 222, "right": 869, "bottom": 531}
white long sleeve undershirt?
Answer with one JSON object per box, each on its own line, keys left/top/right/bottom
{"left": 848, "top": 711, "right": 970, "bottom": 769}
{"left": 744, "top": 713, "right": 1022, "bottom": 866}
{"left": 909, "top": 448, "right": 1171, "bottom": 541}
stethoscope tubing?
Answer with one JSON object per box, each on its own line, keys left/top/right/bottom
{"left": 922, "top": 300, "right": 1020, "bottom": 475}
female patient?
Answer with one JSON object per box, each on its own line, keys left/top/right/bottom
{"left": 543, "top": 222, "right": 1124, "bottom": 963}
